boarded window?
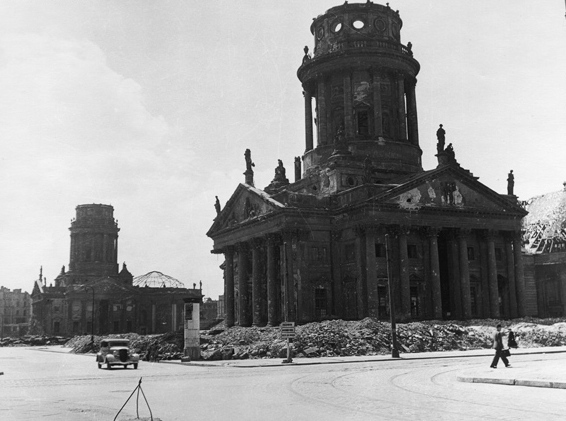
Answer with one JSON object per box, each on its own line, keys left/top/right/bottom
{"left": 407, "top": 244, "right": 418, "bottom": 259}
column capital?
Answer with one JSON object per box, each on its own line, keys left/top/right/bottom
{"left": 223, "top": 245, "right": 235, "bottom": 256}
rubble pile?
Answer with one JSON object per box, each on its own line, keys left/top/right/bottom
{"left": 199, "top": 318, "right": 494, "bottom": 360}
{"left": 0, "top": 335, "right": 69, "bottom": 347}
{"left": 60, "top": 317, "right": 566, "bottom": 361}
{"left": 65, "top": 332, "right": 185, "bottom": 361}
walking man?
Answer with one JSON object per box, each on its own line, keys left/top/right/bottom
{"left": 490, "top": 324, "right": 510, "bottom": 368}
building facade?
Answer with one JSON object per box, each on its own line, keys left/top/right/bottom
{"left": 31, "top": 204, "right": 201, "bottom": 336}
{"left": 0, "top": 287, "right": 32, "bottom": 337}
{"left": 207, "top": 2, "right": 534, "bottom": 327}
{"left": 522, "top": 185, "right": 566, "bottom": 317}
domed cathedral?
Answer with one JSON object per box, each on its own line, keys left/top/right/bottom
{"left": 31, "top": 204, "right": 201, "bottom": 337}
{"left": 207, "top": 2, "right": 535, "bottom": 328}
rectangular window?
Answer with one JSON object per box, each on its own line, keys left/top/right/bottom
{"left": 315, "top": 288, "right": 327, "bottom": 318}
{"left": 467, "top": 247, "right": 475, "bottom": 261}
{"left": 53, "top": 321, "right": 60, "bottom": 334}
{"left": 86, "top": 321, "right": 93, "bottom": 333}
{"left": 375, "top": 243, "right": 386, "bottom": 258}
{"left": 407, "top": 244, "right": 418, "bottom": 259}
{"left": 113, "top": 321, "right": 120, "bottom": 332}
{"left": 311, "top": 246, "right": 328, "bottom": 263}
{"left": 73, "top": 321, "right": 79, "bottom": 333}
{"left": 127, "top": 320, "right": 133, "bottom": 332}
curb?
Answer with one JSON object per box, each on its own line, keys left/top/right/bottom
{"left": 163, "top": 348, "right": 566, "bottom": 369}
{"left": 457, "top": 376, "right": 566, "bottom": 389}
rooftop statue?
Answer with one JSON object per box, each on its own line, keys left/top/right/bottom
{"left": 436, "top": 124, "right": 445, "bottom": 153}
{"left": 507, "top": 170, "right": 514, "bottom": 196}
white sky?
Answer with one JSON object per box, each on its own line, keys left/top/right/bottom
{"left": 1, "top": 1, "right": 565, "bottom": 299}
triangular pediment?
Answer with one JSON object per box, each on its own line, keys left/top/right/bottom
{"left": 377, "top": 165, "right": 526, "bottom": 215}
{"left": 207, "top": 183, "right": 285, "bottom": 236}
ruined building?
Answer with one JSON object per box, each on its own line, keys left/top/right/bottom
{"left": 207, "top": 2, "right": 536, "bottom": 326}
{"left": 32, "top": 204, "right": 201, "bottom": 336}
{"left": 522, "top": 184, "right": 566, "bottom": 317}
{"left": 0, "top": 287, "right": 32, "bottom": 337}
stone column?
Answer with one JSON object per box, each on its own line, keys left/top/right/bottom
{"left": 102, "top": 234, "right": 108, "bottom": 262}
{"left": 266, "top": 235, "right": 279, "bottom": 326}
{"left": 398, "top": 226, "right": 411, "bottom": 320}
{"left": 316, "top": 77, "right": 327, "bottom": 146}
{"left": 304, "top": 90, "right": 314, "bottom": 151}
{"left": 458, "top": 229, "right": 472, "bottom": 319}
{"left": 406, "top": 80, "right": 419, "bottom": 145}
{"left": 427, "top": 228, "right": 442, "bottom": 319}
{"left": 282, "top": 231, "right": 295, "bottom": 322}
{"left": 513, "top": 232, "right": 526, "bottom": 317}
{"left": 251, "top": 238, "right": 264, "bottom": 326}
{"left": 397, "top": 75, "right": 407, "bottom": 140}
{"left": 237, "top": 242, "right": 251, "bottom": 326}
{"left": 372, "top": 72, "right": 383, "bottom": 136}
{"left": 355, "top": 226, "right": 368, "bottom": 318}
{"left": 504, "top": 233, "right": 518, "bottom": 318}
{"left": 479, "top": 240, "right": 491, "bottom": 317}
{"left": 365, "top": 227, "right": 377, "bottom": 317}
{"left": 486, "top": 231, "right": 500, "bottom": 318}
{"left": 224, "top": 246, "right": 235, "bottom": 327}
{"left": 448, "top": 231, "right": 462, "bottom": 318}
{"left": 331, "top": 231, "right": 343, "bottom": 317}
{"left": 344, "top": 72, "right": 354, "bottom": 138}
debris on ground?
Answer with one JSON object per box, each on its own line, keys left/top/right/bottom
{"left": 5, "top": 317, "right": 566, "bottom": 362}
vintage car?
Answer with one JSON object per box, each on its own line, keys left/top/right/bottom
{"left": 96, "top": 338, "right": 140, "bottom": 369}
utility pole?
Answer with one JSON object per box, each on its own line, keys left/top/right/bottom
{"left": 385, "top": 233, "right": 400, "bottom": 358}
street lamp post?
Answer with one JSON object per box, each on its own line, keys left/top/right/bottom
{"left": 385, "top": 233, "right": 400, "bottom": 358}
{"left": 84, "top": 286, "right": 95, "bottom": 344}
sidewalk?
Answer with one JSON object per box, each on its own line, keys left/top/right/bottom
{"left": 34, "top": 345, "right": 566, "bottom": 389}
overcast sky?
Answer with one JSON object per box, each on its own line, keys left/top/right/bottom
{"left": 1, "top": 1, "right": 565, "bottom": 299}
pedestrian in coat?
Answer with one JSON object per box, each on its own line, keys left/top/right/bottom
{"left": 490, "top": 324, "right": 510, "bottom": 368}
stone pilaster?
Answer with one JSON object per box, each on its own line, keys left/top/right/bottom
{"left": 281, "top": 231, "right": 296, "bottom": 322}
{"left": 266, "top": 235, "right": 279, "bottom": 326}
{"left": 224, "top": 246, "right": 235, "bottom": 328}
{"left": 448, "top": 231, "right": 461, "bottom": 319}
{"left": 504, "top": 233, "right": 518, "bottom": 318}
{"left": 331, "top": 230, "right": 343, "bottom": 318}
{"left": 237, "top": 242, "right": 251, "bottom": 326}
{"left": 372, "top": 72, "right": 383, "bottom": 136}
{"left": 355, "top": 225, "right": 368, "bottom": 318}
{"left": 251, "top": 238, "right": 264, "bottom": 326}
{"left": 344, "top": 72, "right": 354, "bottom": 139}
{"left": 398, "top": 225, "right": 411, "bottom": 321}
{"left": 486, "top": 230, "right": 500, "bottom": 318}
{"left": 397, "top": 75, "right": 407, "bottom": 140}
{"left": 458, "top": 229, "right": 472, "bottom": 319}
{"left": 513, "top": 232, "right": 526, "bottom": 317}
{"left": 426, "top": 227, "right": 442, "bottom": 319}
{"left": 317, "top": 77, "right": 327, "bottom": 146}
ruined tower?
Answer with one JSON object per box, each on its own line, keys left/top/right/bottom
{"left": 67, "top": 204, "right": 120, "bottom": 281}
{"left": 298, "top": 2, "right": 421, "bottom": 187}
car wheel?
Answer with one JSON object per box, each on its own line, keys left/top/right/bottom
{"left": 97, "top": 363, "right": 102, "bottom": 369}
{"left": 107, "top": 362, "right": 112, "bottom": 370}
{"left": 133, "top": 363, "right": 138, "bottom": 369}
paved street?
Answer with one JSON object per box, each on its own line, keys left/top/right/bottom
{"left": 1, "top": 347, "right": 565, "bottom": 420}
